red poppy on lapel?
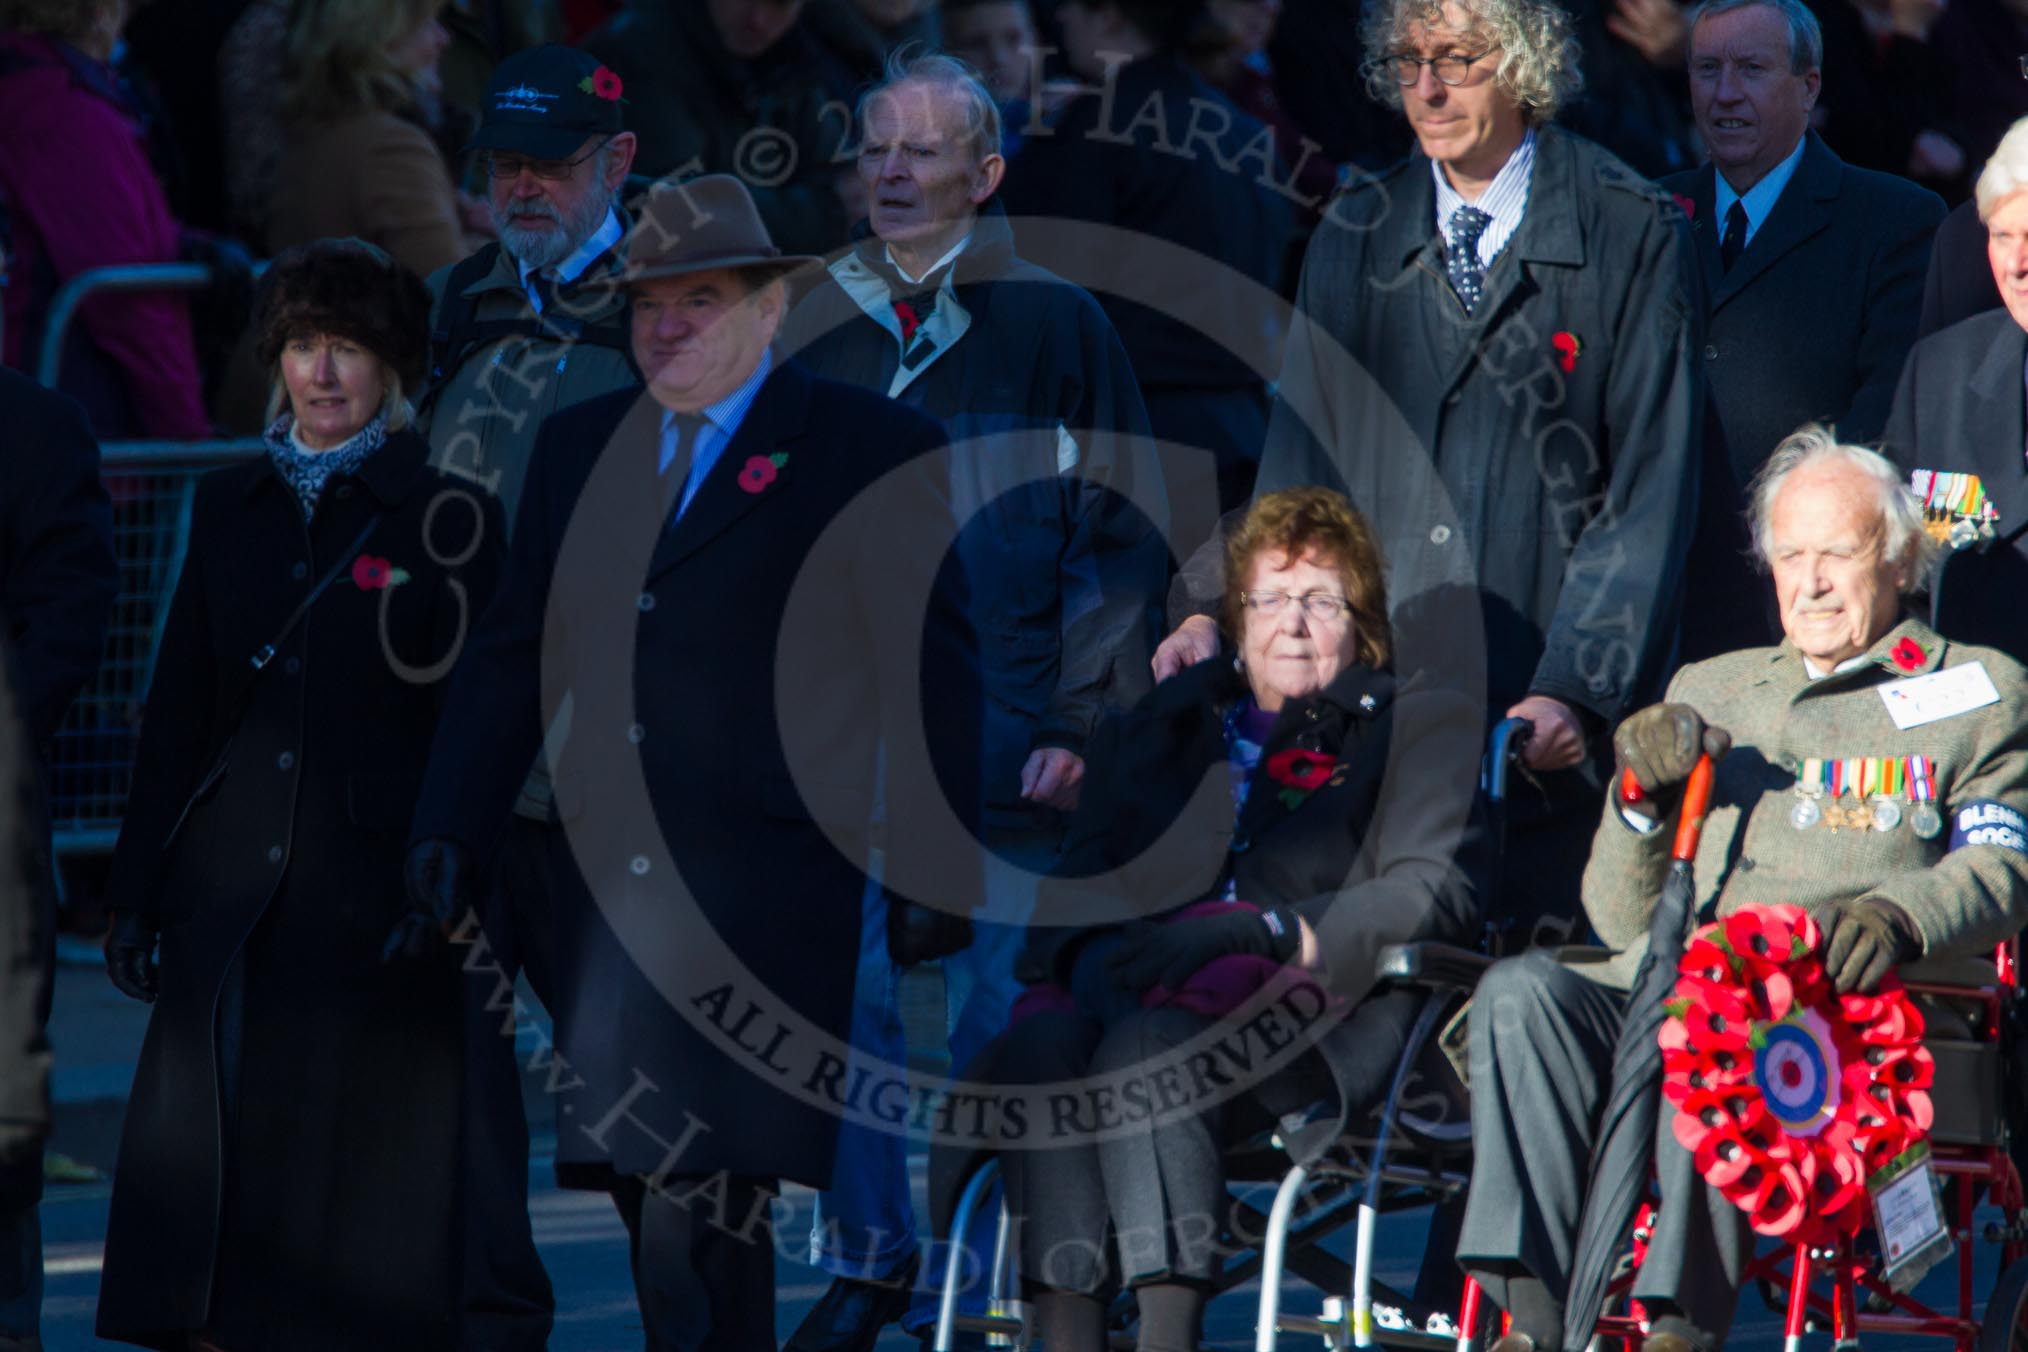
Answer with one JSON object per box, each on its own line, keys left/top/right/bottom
{"left": 351, "top": 555, "right": 409, "bottom": 590}
{"left": 1671, "top": 193, "right": 1696, "bottom": 220}
{"left": 1265, "top": 748, "right": 1334, "bottom": 791}
{"left": 738, "top": 452, "right": 789, "bottom": 494}
{"left": 893, "top": 300, "right": 923, "bottom": 342}
{"left": 1891, "top": 637, "right": 1925, "bottom": 672}
{"left": 1552, "top": 330, "right": 1581, "bottom": 374}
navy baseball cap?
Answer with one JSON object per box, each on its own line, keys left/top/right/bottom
{"left": 466, "top": 45, "right": 626, "bottom": 161}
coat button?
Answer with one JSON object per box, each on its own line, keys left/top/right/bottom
{"left": 630, "top": 855, "right": 651, "bottom": 876}
{"left": 267, "top": 845, "right": 283, "bottom": 864}
{"left": 1739, "top": 857, "right": 1756, "bottom": 872}
{"left": 277, "top": 751, "right": 294, "bottom": 770}
{"left": 291, "top": 562, "right": 308, "bottom": 581}
{"left": 284, "top": 657, "right": 301, "bottom": 675}
{"left": 1703, "top": 344, "right": 1718, "bottom": 361}
{"left": 1430, "top": 524, "right": 1452, "bottom": 545}
{"left": 627, "top": 723, "right": 647, "bottom": 744}
{"left": 637, "top": 593, "right": 656, "bottom": 613}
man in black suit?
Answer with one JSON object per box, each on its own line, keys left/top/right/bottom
{"left": 1666, "top": 0, "right": 1943, "bottom": 660}
{"left": 0, "top": 365, "right": 117, "bottom": 1350}
{"left": 1884, "top": 118, "right": 2028, "bottom": 664}
{"left": 405, "top": 175, "right": 979, "bottom": 1350}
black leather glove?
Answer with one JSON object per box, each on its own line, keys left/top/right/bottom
{"left": 104, "top": 910, "right": 158, "bottom": 1003}
{"left": 384, "top": 837, "right": 469, "bottom": 962}
{"left": 1108, "top": 908, "right": 1302, "bottom": 995}
{"left": 1821, "top": 897, "right": 1923, "bottom": 994}
{"left": 886, "top": 898, "right": 973, "bottom": 967}
{"left": 1613, "top": 702, "right": 1732, "bottom": 800}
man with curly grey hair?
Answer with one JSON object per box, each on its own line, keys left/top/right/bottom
{"left": 1160, "top": 0, "right": 1703, "bottom": 957}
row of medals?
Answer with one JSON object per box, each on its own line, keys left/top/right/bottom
{"left": 1791, "top": 787, "right": 1942, "bottom": 839}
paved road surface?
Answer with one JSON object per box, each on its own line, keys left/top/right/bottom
{"left": 31, "top": 957, "right": 2025, "bottom": 1348}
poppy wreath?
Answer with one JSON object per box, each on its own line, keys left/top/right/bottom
{"left": 1661, "top": 903, "right": 1934, "bottom": 1249}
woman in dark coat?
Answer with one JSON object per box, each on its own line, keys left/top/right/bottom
{"left": 95, "top": 239, "right": 506, "bottom": 1352}
{"left": 935, "top": 487, "right": 1488, "bottom": 1348}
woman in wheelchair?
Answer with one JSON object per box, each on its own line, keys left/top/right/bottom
{"left": 937, "top": 486, "right": 1489, "bottom": 1348}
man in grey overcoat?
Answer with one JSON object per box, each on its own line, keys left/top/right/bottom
{"left": 1461, "top": 427, "right": 2028, "bottom": 1351}
{"left": 1160, "top": 0, "right": 1705, "bottom": 948}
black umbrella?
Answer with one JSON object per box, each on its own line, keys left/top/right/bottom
{"left": 1561, "top": 754, "right": 1717, "bottom": 1352}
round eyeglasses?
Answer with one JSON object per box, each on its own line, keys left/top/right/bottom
{"left": 1387, "top": 50, "right": 1496, "bottom": 86}
{"left": 1241, "top": 591, "right": 1354, "bottom": 620}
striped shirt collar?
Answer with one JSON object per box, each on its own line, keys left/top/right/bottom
{"left": 1431, "top": 128, "right": 1536, "bottom": 269}
{"left": 661, "top": 347, "right": 773, "bottom": 444}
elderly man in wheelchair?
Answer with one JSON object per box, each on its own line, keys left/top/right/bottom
{"left": 1458, "top": 424, "right": 2028, "bottom": 1352}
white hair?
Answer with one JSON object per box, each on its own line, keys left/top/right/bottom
{"left": 1747, "top": 423, "right": 1934, "bottom": 592}
{"left": 1978, "top": 116, "right": 2028, "bottom": 223}
{"left": 857, "top": 47, "right": 1004, "bottom": 164}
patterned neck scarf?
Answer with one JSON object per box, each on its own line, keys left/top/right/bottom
{"left": 263, "top": 413, "right": 385, "bottom": 518}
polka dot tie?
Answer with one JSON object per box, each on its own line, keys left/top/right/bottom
{"left": 1445, "top": 205, "right": 1493, "bottom": 315}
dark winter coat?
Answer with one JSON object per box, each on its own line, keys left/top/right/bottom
{"left": 1031, "top": 657, "right": 1486, "bottom": 1025}
{"left": 1201, "top": 126, "right": 1699, "bottom": 712}
{"left": 1883, "top": 308, "right": 2028, "bottom": 666}
{"left": 788, "top": 202, "right": 1169, "bottom": 827}
{"left": 1918, "top": 198, "right": 2000, "bottom": 341}
{"left": 997, "top": 55, "right": 1295, "bottom": 467}
{"left": 0, "top": 370, "right": 115, "bottom": 1206}
{"left": 95, "top": 428, "right": 506, "bottom": 1351}
{"left": 582, "top": 0, "right": 850, "bottom": 254}
{"left": 1665, "top": 134, "right": 1943, "bottom": 658}
{"left": 411, "top": 361, "right": 980, "bottom": 1190}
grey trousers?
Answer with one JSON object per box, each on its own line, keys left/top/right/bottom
{"left": 1458, "top": 951, "right": 1752, "bottom": 1348}
{"left": 992, "top": 989, "right": 1417, "bottom": 1294}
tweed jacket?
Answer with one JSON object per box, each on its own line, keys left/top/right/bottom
{"left": 1579, "top": 618, "right": 2028, "bottom": 989}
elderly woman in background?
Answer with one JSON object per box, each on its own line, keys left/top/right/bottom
{"left": 94, "top": 239, "right": 506, "bottom": 1351}
{"left": 264, "top": 0, "right": 488, "bottom": 278}
{"left": 0, "top": 0, "right": 209, "bottom": 439}
{"left": 936, "top": 487, "right": 1487, "bottom": 1349}
{"left": 1884, "top": 114, "right": 2028, "bottom": 667}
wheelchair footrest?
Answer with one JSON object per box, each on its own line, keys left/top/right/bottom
{"left": 952, "top": 1304, "right": 1029, "bottom": 1349}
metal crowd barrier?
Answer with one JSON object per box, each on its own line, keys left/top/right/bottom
{"left": 24, "top": 260, "right": 268, "bottom": 856}
{"left": 35, "top": 262, "right": 227, "bottom": 390}
{"left": 49, "top": 440, "right": 260, "bottom": 856}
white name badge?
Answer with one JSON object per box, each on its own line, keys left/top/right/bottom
{"left": 1870, "top": 1141, "right": 1951, "bottom": 1292}
{"left": 1879, "top": 661, "right": 2001, "bottom": 730}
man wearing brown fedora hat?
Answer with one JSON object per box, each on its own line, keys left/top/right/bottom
{"left": 405, "top": 172, "right": 983, "bottom": 1350}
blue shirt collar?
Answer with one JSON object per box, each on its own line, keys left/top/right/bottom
{"left": 1712, "top": 134, "right": 1807, "bottom": 247}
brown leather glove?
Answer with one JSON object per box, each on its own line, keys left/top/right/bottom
{"left": 1613, "top": 703, "right": 1732, "bottom": 801}
{"left": 1821, "top": 897, "right": 1923, "bottom": 994}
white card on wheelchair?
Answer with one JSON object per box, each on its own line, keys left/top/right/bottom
{"left": 1869, "top": 1144, "right": 1950, "bottom": 1292}
{"left": 1878, "top": 661, "right": 2000, "bottom": 730}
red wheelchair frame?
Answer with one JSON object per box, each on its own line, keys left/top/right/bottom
{"left": 1456, "top": 940, "right": 2028, "bottom": 1352}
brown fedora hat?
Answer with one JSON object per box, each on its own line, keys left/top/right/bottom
{"left": 623, "top": 173, "right": 819, "bottom": 284}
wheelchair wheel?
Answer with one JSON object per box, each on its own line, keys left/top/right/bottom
{"left": 1980, "top": 1257, "right": 2028, "bottom": 1352}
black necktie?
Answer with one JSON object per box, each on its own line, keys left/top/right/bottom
{"left": 1721, "top": 200, "right": 1748, "bottom": 273}
{"left": 529, "top": 269, "right": 560, "bottom": 315}
{"left": 1445, "top": 205, "right": 1493, "bottom": 315}
{"left": 661, "top": 413, "right": 706, "bottom": 523}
